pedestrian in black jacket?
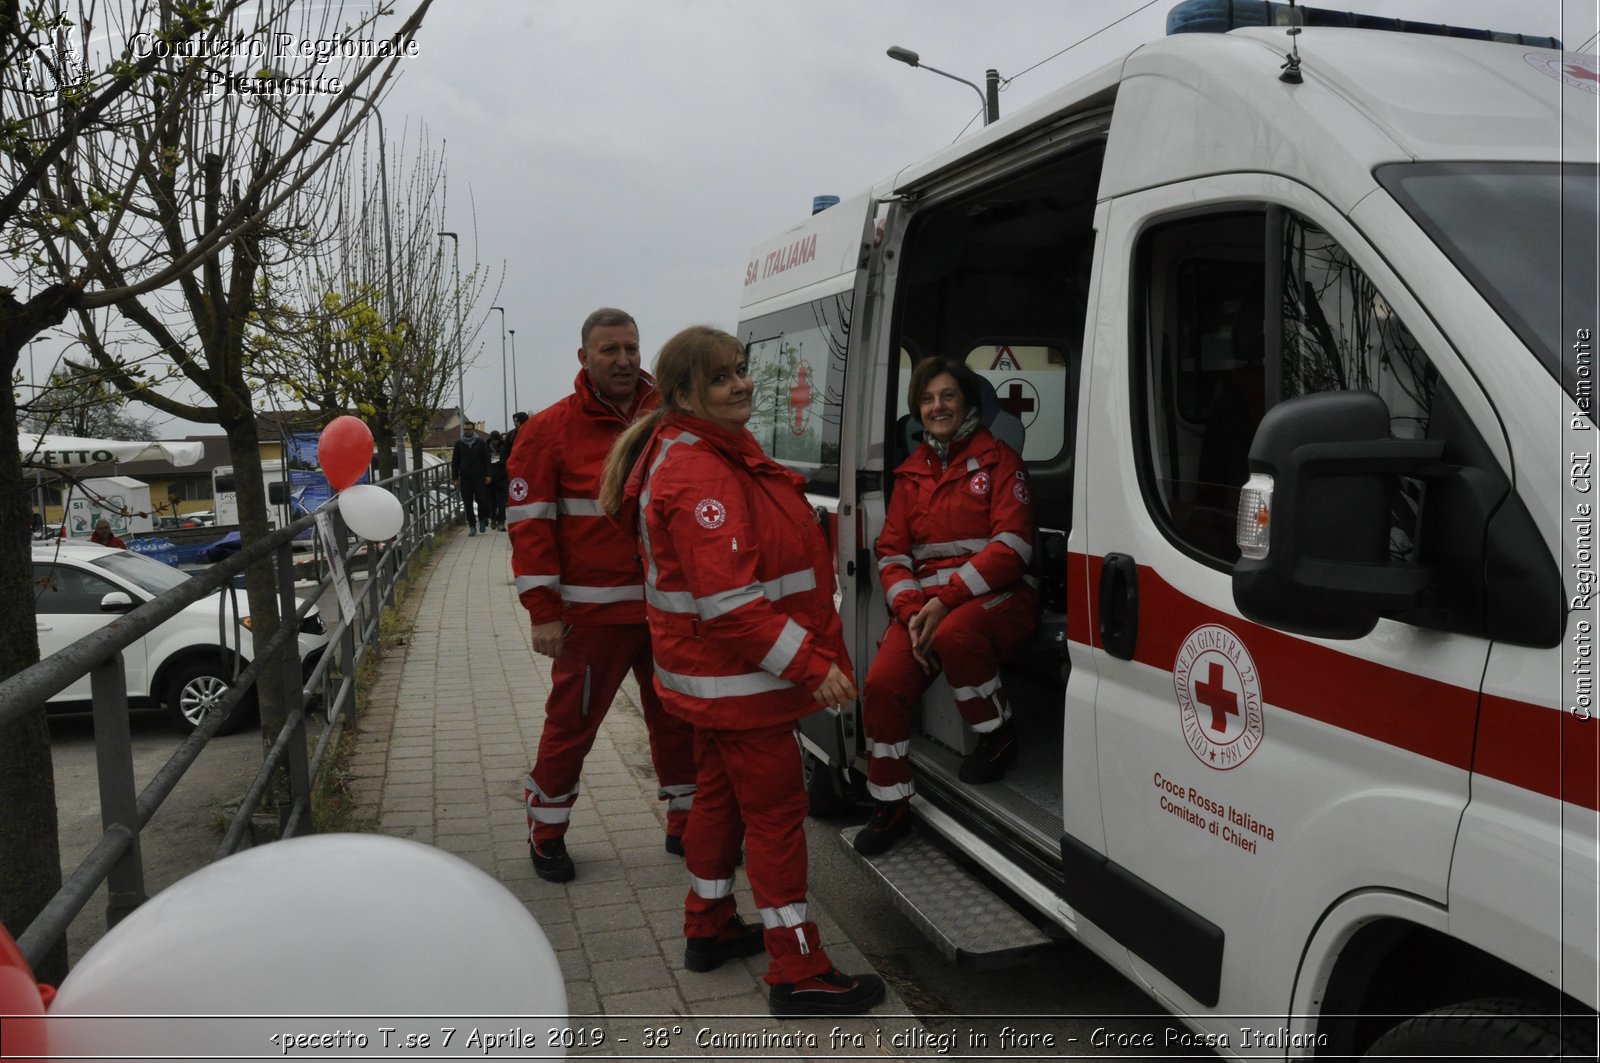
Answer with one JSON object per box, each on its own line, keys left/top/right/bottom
{"left": 452, "top": 422, "right": 493, "bottom": 535}
{"left": 487, "top": 429, "right": 510, "bottom": 530}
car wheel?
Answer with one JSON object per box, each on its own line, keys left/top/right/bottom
{"left": 165, "top": 659, "right": 255, "bottom": 735}
{"left": 1366, "top": 998, "right": 1589, "bottom": 1058}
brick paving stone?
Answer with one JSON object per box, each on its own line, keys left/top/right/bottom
{"left": 352, "top": 526, "right": 909, "bottom": 1052}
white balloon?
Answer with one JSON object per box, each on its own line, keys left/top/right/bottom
{"left": 338, "top": 483, "right": 403, "bottom": 541}
{"left": 50, "top": 835, "right": 566, "bottom": 1061}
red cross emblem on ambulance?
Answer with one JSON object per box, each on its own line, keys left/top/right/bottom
{"left": 788, "top": 360, "right": 814, "bottom": 436}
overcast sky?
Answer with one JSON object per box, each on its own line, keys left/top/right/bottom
{"left": 378, "top": 0, "right": 1594, "bottom": 432}
{"left": 22, "top": 1, "right": 1597, "bottom": 438}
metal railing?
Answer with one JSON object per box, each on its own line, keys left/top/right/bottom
{"left": 0, "top": 462, "right": 459, "bottom": 970}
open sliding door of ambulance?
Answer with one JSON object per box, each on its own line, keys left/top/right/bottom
{"left": 738, "top": 190, "right": 885, "bottom": 793}
{"left": 1072, "top": 175, "right": 1503, "bottom": 1024}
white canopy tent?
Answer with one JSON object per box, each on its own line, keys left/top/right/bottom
{"left": 19, "top": 433, "right": 205, "bottom": 469}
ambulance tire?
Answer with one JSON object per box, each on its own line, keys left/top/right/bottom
{"left": 1366, "top": 998, "right": 1587, "bottom": 1059}
{"left": 802, "top": 749, "right": 851, "bottom": 819}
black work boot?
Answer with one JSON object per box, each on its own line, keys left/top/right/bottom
{"left": 958, "top": 721, "right": 1018, "bottom": 784}
{"left": 853, "top": 799, "right": 912, "bottom": 856}
{"left": 769, "top": 968, "right": 887, "bottom": 1017}
{"left": 529, "top": 837, "right": 575, "bottom": 882}
{"left": 684, "top": 913, "right": 765, "bottom": 972}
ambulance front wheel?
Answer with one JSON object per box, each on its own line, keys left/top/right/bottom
{"left": 802, "top": 749, "right": 851, "bottom": 819}
{"left": 1365, "top": 998, "right": 1587, "bottom": 1059}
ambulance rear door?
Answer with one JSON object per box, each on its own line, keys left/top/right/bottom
{"left": 738, "top": 189, "right": 885, "bottom": 789}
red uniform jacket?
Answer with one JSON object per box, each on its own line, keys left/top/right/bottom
{"left": 507, "top": 369, "right": 658, "bottom": 627}
{"left": 620, "top": 412, "right": 850, "bottom": 730}
{"left": 876, "top": 427, "right": 1035, "bottom": 625}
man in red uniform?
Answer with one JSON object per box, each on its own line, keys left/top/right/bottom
{"left": 506, "top": 308, "right": 697, "bottom": 882}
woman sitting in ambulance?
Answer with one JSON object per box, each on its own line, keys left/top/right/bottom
{"left": 854, "top": 357, "right": 1038, "bottom": 856}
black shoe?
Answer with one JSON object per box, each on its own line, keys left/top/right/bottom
{"left": 853, "top": 799, "right": 912, "bottom": 856}
{"left": 665, "top": 834, "right": 684, "bottom": 857}
{"left": 529, "top": 837, "right": 575, "bottom": 882}
{"left": 684, "top": 913, "right": 765, "bottom": 972}
{"left": 769, "top": 968, "right": 886, "bottom": 1017}
{"left": 958, "top": 722, "right": 1018, "bottom": 784}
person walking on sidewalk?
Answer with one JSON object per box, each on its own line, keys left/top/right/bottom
{"left": 452, "top": 421, "right": 493, "bottom": 536}
{"left": 601, "top": 325, "right": 886, "bottom": 1018}
{"left": 487, "top": 429, "right": 510, "bottom": 530}
{"left": 852, "top": 357, "right": 1038, "bottom": 856}
{"left": 507, "top": 307, "right": 698, "bottom": 884}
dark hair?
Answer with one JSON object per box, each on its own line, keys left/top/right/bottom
{"left": 513, "top": 411, "right": 528, "bottom": 425}
{"left": 906, "top": 356, "right": 982, "bottom": 418}
{"left": 489, "top": 430, "right": 502, "bottom": 442}
{"left": 581, "top": 307, "right": 637, "bottom": 348}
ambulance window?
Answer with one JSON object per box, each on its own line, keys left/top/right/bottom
{"left": 740, "top": 293, "right": 850, "bottom": 496}
{"left": 1137, "top": 208, "right": 1434, "bottom": 566}
{"left": 964, "top": 345, "right": 1069, "bottom": 464}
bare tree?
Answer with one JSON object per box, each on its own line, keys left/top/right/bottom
{"left": 22, "top": 358, "right": 159, "bottom": 438}
{"left": 249, "top": 124, "right": 500, "bottom": 478}
{"left": 0, "top": 0, "right": 436, "bottom": 979}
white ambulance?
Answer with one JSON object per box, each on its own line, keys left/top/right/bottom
{"left": 737, "top": 3, "right": 1597, "bottom": 1056}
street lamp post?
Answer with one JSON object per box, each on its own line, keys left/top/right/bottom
{"left": 490, "top": 305, "right": 507, "bottom": 429}
{"left": 349, "top": 93, "right": 406, "bottom": 477}
{"left": 439, "top": 231, "right": 464, "bottom": 433}
{"left": 509, "top": 329, "right": 518, "bottom": 415}
{"left": 886, "top": 46, "right": 999, "bottom": 125}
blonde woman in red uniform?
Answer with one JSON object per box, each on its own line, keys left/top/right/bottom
{"left": 600, "top": 326, "right": 885, "bottom": 1018}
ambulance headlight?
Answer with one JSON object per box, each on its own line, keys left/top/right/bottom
{"left": 1236, "top": 473, "right": 1273, "bottom": 560}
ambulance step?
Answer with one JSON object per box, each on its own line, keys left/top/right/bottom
{"left": 839, "top": 824, "right": 1054, "bottom": 968}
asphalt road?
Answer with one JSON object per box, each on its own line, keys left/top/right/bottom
{"left": 804, "top": 806, "right": 1216, "bottom": 1058}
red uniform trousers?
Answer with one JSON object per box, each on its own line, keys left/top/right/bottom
{"left": 862, "top": 587, "right": 1039, "bottom": 801}
{"left": 682, "top": 721, "right": 832, "bottom": 986}
{"left": 524, "top": 623, "right": 697, "bottom": 844}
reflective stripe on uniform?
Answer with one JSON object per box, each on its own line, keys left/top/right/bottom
{"left": 516, "top": 574, "right": 560, "bottom": 594}
{"left": 691, "top": 874, "right": 735, "bottom": 900}
{"left": 957, "top": 560, "right": 991, "bottom": 596}
{"left": 867, "top": 779, "right": 915, "bottom": 801}
{"left": 868, "top": 738, "right": 909, "bottom": 760}
{"left": 877, "top": 553, "right": 913, "bottom": 572}
{"left": 561, "top": 583, "right": 644, "bottom": 604}
{"left": 950, "top": 675, "right": 1002, "bottom": 702}
{"left": 991, "top": 531, "right": 1033, "bottom": 564}
{"left": 655, "top": 665, "right": 792, "bottom": 699}
{"left": 759, "top": 902, "right": 812, "bottom": 955}
{"left": 651, "top": 568, "right": 819, "bottom": 619}
{"left": 885, "top": 579, "right": 920, "bottom": 604}
{"left": 759, "top": 618, "right": 807, "bottom": 676}
{"left": 558, "top": 497, "right": 605, "bottom": 516}
{"left": 507, "top": 502, "right": 556, "bottom": 523}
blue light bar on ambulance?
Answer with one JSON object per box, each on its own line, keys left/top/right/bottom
{"left": 1166, "top": 0, "right": 1562, "bottom": 50}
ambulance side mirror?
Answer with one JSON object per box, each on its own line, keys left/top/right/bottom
{"left": 1231, "top": 391, "right": 1446, "bottom": 639}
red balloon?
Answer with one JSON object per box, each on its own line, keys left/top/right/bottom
{"left": 319, "top": 416, "right": 374, "bottom": 491}
{"left": 0, "top": 921, "right": 51, "bottom": 1057}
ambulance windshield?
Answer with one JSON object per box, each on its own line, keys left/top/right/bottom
{"left": 1378, "top": 161, "right": 1597, "bottom": 420}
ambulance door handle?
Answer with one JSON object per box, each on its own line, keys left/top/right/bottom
{"left": 1098, "top": 553, "right": 1139, "bottom": 661}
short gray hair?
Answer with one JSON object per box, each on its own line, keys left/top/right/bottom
{"left": 581, "top": 307, "right": 637, "bottom": 348}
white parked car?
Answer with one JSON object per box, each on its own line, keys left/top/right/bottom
{"left": 31, "top": 542, "right": 330, "bottom": 733}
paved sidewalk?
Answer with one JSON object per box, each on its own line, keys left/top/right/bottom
{"left": 348, "top": 525, "right": 908, "bottom": 1056}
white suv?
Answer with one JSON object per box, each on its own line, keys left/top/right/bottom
{"left": 31, "top": 542, "right": 330, "bottom": 733}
